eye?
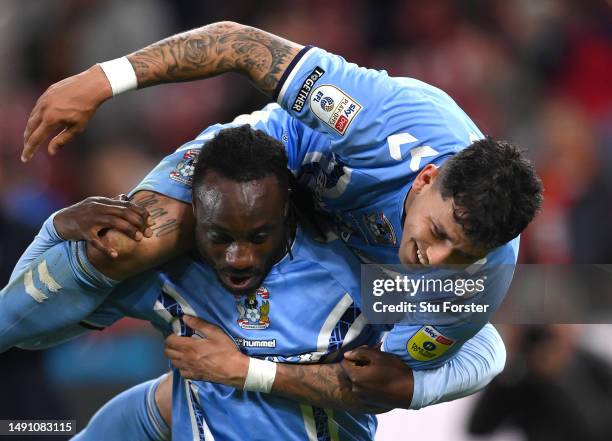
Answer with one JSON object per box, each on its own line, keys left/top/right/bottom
{"left": 250, "top": 232, "right": 270, "bottom": 244}
{"left": 207, "top": 231, "right": 232, "bottom": 244}
{"left": 431, "top": 225, "right": 445, "bottom": 240}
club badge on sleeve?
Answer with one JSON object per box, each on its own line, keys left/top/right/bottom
{"left": 170, "top": 149, "right": 200, "bottom": 186}
{"left": 363, "top": 212, "right": 397, "bottom": 245}
{"left": 406, "top": 325, "right": 456, "bottom": 361}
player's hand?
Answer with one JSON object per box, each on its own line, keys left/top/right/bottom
{"left": 22, "top": 65, "right": 112, "bottom": 162}
{"left": 341, "top": 346, "right": 414, "bottom": 409}
{"left": 54, "top": 194, "right": 154, "bottom": 258}
{"left": 165, "top": 315, "right": 249, "bottom": 388}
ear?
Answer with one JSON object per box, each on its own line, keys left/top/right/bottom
{"left": 411, "top": 164, "right": 439, "bottom": 193}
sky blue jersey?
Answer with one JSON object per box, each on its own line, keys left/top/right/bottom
{"left": 133, "top": 46, "right": 518, "bottom": 367}
{"left": 86, "top": 226, "right": 380, "bottom": 441}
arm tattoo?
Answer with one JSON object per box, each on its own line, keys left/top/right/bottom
{"left": 128, "top": 22, "right": 302, "bottom": 97}
{"left": 131, "top": 193, "right": 180, "bottom": 237}
{"left": 274, "top": 364, "right": 383, "bottom": 413}
{"left": 151, "top": 219, "right": 179, "bottom": 237}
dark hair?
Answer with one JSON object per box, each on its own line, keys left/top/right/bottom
{"left": 436, "top": 136, "right": 543, "bottom": 250}
{"left": 192, "top": 124, "right": 289, "bottom": 196}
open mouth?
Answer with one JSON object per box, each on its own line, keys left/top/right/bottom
{"left": 220, "top": 273, "right": 259, "bottom": 291}
{"left": 416, "top": 246, "right": 428, "bottom": 265}
{"left": 411, "top": 241, "right": 428, "bottom": 265}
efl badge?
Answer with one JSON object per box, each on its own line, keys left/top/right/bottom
{"left": 309, "top": 85, "right": 362, "bottom": 135}
{"left": 170, "top": 149, "right": 200, "bottom": 186}
{"left": 363, "top": 212, "right": 397, "bottom": 245}
{"left": 406, "top": 325, "right": 456, "bottom": 361}
{"left": 235, "top": 287, "right": 270, "bottom": 330}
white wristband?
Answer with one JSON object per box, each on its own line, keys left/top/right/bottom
{"left": 243, "top": 358, "right": 277, "bottom": 393}
{"left": 98, "top": 57, "right": 138, "bottom": 96}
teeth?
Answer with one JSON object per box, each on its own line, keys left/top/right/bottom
{"left": 417, "top": 248, "right": 427, "bottom": 265}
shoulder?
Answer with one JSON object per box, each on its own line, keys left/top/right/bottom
{"left": 288, "top": 227, "right": 363, "bottom": 303}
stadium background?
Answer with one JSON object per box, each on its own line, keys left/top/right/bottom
{"left": 1, "top": 1, "right": 611, "bottom": 440}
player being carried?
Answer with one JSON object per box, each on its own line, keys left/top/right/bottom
{"left": 14, "top": 21, "right": 542, "bottom": 408}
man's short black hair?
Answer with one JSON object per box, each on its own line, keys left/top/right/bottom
{"left": 192, "top": 124, "right": 289, "bottom": 197}
{"left": 437, "top": 136, "right": 543, "bottom": 250}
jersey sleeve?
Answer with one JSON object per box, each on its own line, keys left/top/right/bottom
{"left": 15, "top": 300, "right": 125, "bottom": 350}
{"left": 409, "top": 323, "right": 506, "bottom": 409}
{"left": 16, "top": 268, "right": 170, "bottom": 351}
{"left": 275, "top": 47, "right": 484, "bottom": 169}
{"left": 9, "top": 212, "right": 63, "bottom": 283}
{"left": 0, "top": 240, "right": 117, "bottom": 353}
{"left": 130, "top": 104, "right": 318, "bottom": 201}
{"left": 382, "top": 237, "right": 518, "bottom": 369}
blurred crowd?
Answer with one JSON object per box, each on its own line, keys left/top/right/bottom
{"left": 0, "top": 1, "right": 611, "bottom": 439}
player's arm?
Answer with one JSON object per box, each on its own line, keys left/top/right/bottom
{"left": 87, "top": 191, "right": 194, "bottom": 281}
{"left": 0, "top": 197, "right": 149, "bottom": 352}
{"left": 344, "top": 324, "right": 507, "bottom": 409}
{"left": 271, "top": 359, "right": 393, "bottom": 413}
{"left": 165, "top": 315, "right": 389, "bottom": 413}
{"left": 127, "top": 22, "right": 301, "bottom": 96}
{"left": 166, "top": 316, "right": 506, "bottom": 412}
{"left": 22, "top": 22, "right": 302, "bottom": 161}
{"left": 0, "top": 193, "right": 191, "bottom": 352}
{"left": 277, "top": 326, "right": 506, "bottom": 412}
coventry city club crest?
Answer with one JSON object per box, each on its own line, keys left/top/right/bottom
{"left": 363, "top": 212, "right": 397, "bottom": 246}
{"left": 169, "top": 149, "right": 200, "bottom": 186}
{"left": 235, "top": 287, "right": 270, "bottom": 330}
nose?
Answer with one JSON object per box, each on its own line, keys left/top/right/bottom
{"left": 426, "top": 242, "right": 453, "bottom": 264}
{"left": 225, "top": 242, "right": 255, "bottom": 271}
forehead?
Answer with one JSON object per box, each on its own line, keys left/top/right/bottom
{"left": 193, "top": 172, "right": 285, "bottom": 224}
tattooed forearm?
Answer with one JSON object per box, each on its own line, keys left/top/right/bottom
{"left": 87, "top": 192, "right": 193, "bottom": 280}
{"left": 127, "top": 21, "right": 302, "bottom": 97}
{"left": 273, "top": 364, "right": 387, "bottom": 413}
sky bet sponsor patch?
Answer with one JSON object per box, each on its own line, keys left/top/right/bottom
{"left": 291, "top": 66, "right": 325, "bottom": 112}
{"left": 309, "top": 84, "right": 362, "bottom": 135}
{"left": 406, "top": 325, "right": 456, "bottom": 361}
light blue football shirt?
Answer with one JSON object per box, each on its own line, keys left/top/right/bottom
{"left": 133, "top": 45, "right": 518, "bottom": 367}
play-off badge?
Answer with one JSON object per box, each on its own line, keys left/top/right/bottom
{"left": 406, "top": 325, "right": 456, "bottom": 361}
{"left": 310, "top": 85, "right": 362, "bottom": 135}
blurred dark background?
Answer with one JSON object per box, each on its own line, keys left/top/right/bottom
{"left": 1, "top": 1, "right": 611, "bottom": 440}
